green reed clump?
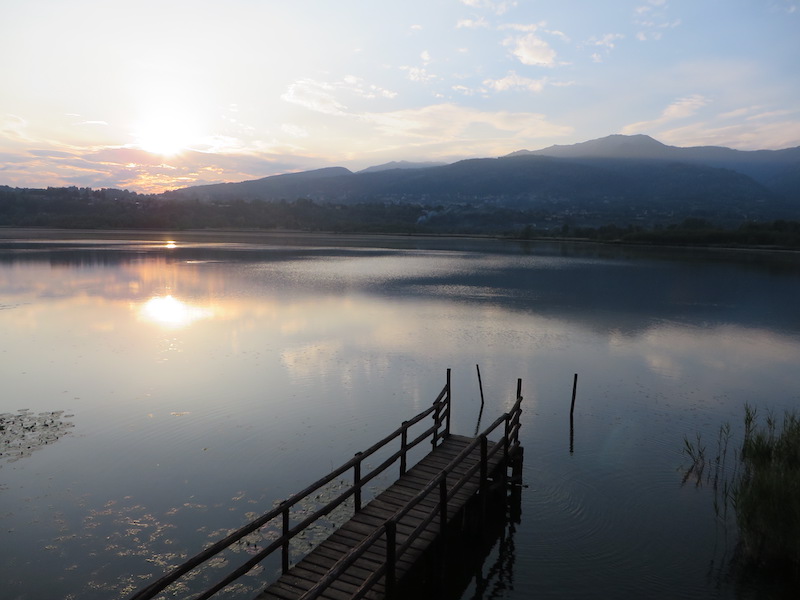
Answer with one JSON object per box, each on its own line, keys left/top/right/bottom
{"left": 682, "top": 404, "right": 800, "bottom": 572}
{"left": 734, "top": 405, "right": 800, "bottom": 570}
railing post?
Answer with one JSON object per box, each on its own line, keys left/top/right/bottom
{"left": 354, "top": 452, "right": 363, "bottom": 513}
{"left": 480, "top": 435, "right": 488, "bottom": 493}
{"left": 281, "top": 503, "right": 290, "bottom": 574}
{"left": 432, "top": 402, "right": 440, "bottom": 451}
{"left": 444, "top": 368, "right": 451, "bottom": 438}
{"left": 400, "top": 422, "right": 408, "bottom": 476}
{"left": 439, "top": 474, "right": 448, "bottom": 535}
{"left": 438, "top": 473, "right": 448, "bottom": 567}
{"left": 385, "top": 520, "right": 397, "bottom": 595}
{"left": 504, "top": 414, "right": 511, "bottom": 464}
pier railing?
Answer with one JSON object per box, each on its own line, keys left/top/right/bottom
{"left": 302, "top": 378, "right": 523, "bottom": 600}
{"left": 129, "top": 370, "right": 453, "bottom": 600}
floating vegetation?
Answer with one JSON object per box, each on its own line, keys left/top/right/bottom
{"left": 683, "top": 404, "right": 800, "bottom": 574}
{"left": 0, "top": 409, "right": 75, "bottom": 465}
{"left": 33, "top": 477, "right": 361, "bottom": 600}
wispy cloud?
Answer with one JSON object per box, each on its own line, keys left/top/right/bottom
{"left": 362, "top": 103, "right": 571, "bottom": 149}
{"left": 584, "top": 33, "right": 624, "bottom": 62}
{"left": 282, "top": 77, "right": 397, "bottom": 116}
{"left": 623, "top": 94, "right": 711, "bottom": 133}
{"left": 659, "top": 119, "right": 800, "bottom": 150}
{"left": 456, "top": 17, "right": 490, "bottom": 29}
{"left": 400, "top": 66, "right": 437, "bottom": 82}
{"left": 282, "top": 80, "right": 348, "bottom": 116}
{"left": 635, "top": 0, "right": 681, "bottom": 41}
{"left": 1, "top": 114, "right": 30, "bottom": 141}
{"left": 483, "top": 72, "right": 548, "bottom": 93}
{"left": 460, "top": 0, "right": 517, "bottom": 15}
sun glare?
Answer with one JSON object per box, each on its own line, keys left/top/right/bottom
{"left": 133, "top": 111, "right": 199, "bottom": 156}
{"left": 139, "top": 295, "right": 212, "bottom": 329}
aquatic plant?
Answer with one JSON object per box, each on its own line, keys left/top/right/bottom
{"left": 683, "top": 405, "right": 800, "bottom": 572}
{"left": 735, "top": 406, "right": 800, "bottom": 570}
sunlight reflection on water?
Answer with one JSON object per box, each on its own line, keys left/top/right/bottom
{"left": 137, "top": 295, "right": 214, "bottom": 329}
{"left": 0, "top": 234, "right": 799, "bottom": 599}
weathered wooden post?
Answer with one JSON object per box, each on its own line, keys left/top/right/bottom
{"left": 354, "top": 452, "right": 363, "bottom": 512}
{"left": 480, "top": 434, "right": 488, "bottom": 518}
{"left": 385, "top": 520, "right": 397, "bottom": 595}
{"left": 281, "top": 503, "right": 290, "bottom": 573}
{"left": 439, "top": 474, "right": 448, "bottom": 561}
{"left": 400, "top": 422, "right": 408, "bottom": 475}
{"left": 570, "top": 373, "right": 577, "bottom": 454}
{"left": 444, "top": 367, "right": 452, "bottom": 439}
{"left": 570, "top": 373, "right": 578, "bottom": 417}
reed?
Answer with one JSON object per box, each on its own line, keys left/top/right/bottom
{"left": 735, "top": 405, "right": 800, "bottom": 570}
{"left": 683, "top": 404, "right": 800, "bottom": 572}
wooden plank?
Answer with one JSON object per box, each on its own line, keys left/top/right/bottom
{"left": 258, "top": 435, "right": 508, "bottom": 600}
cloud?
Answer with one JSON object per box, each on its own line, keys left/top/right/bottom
{"left": 590, "top": 33, "right": 624, "bottom": 49}
{"left": 362, "top": 103, "right": 572, "bottom": 149}
{"left": 281, "top": 124, "right": 309, "bottom": 138}
{"left": 460, "top": 0, "right": 517, "bottom": 15}
{"left": 483, "top": 72, "right": 547, "bottom": 92}
{"left": 662, "top": 94, "right": 710, "bottom": 119}
{"left": 657, "top": 119, "right": 800, "bottom": 150}
{"left": 340, "top": 76, "right": 397, "bottom": 100}
{"left": 623, "top": 94, "right": 711, "bottom": 133}
{"left": 400, "top": 66, "right": 437, "bottom": 82}
{"left": 456, "top": 17, "right": 490, "bottom": 29}
{"left": 282, "top": 80, "right": 348, "bottom": 116}
{"left": 281, "top": 77, "right": 397, "bottom": 115}
{"left": 634, "top": 1, "right": 681, "bottom": 41}
{"left": 1, "top": 114, "right": 30, "bottom": 141}
{"left": 504, "top": 33, "right": 557, "bottom": 66}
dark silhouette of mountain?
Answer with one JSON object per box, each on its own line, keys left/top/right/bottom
{"left": 180, "top": 166, "right": 353, "bottom": 202}
{"left": 164, "top": 135, "right": 799, "bottom": 227}
{"left": 513, "top": 134, "right": 800, "bottom": 192}
{"left": 358, "top": 160, "right": 447, "bottom": 173}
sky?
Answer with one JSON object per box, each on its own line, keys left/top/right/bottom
{"left": 1, "top": 0, "right": 799, "bottom": 194}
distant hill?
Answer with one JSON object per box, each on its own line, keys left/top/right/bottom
{"left": 163, "top": 135, "right": 799, "bottom": 227}
{"left": 358, "top": 160, "right": 448, "bottom": 174}
{"left": 512, "top": 134, "right": 800, "bottom": 193}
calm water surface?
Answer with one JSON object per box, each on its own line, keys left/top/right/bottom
{"left": 1, "top": 230, "right": 799, "bottom": 599}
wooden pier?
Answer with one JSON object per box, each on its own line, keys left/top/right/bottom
{"left": 129, "top": 370, "right": 523, "bottom": 600}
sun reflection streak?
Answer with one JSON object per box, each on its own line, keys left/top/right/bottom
{"left": 138, "top": 295, "right": 213, "bottom": 329}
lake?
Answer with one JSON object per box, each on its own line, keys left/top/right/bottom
{"left": 1, "top": 229, "right": 799, "bottom": 599}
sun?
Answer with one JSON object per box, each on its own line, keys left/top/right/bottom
{"left": 133, "top": 110, "right": 199, "bottom": 156}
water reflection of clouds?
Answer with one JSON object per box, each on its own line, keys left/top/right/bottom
{"left": 607, "top": 324, "right": 800, "bottom": 403}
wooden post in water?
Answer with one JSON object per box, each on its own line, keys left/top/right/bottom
{"left": 474, "top": 364, "right": 485, "bottom": 436}
{"left": 570, "top": 373, "right": 577, "bottom": 454}
{"left": 570, "top": 373, "right": 578, "bottom": 417}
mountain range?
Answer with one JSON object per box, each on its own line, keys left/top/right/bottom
{"left": 166, "top": 135, "right": 800, "bottom": 227}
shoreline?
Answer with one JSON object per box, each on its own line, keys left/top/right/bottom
{"left": 1, "top": 225, "right": 798, "bottom": 255}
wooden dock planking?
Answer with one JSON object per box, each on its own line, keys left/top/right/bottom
{"left": 128, "top": 372, "right": 523, "bottom": 600}
{"left": 256, "top": 435, "right": 505, "bottom": 600}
